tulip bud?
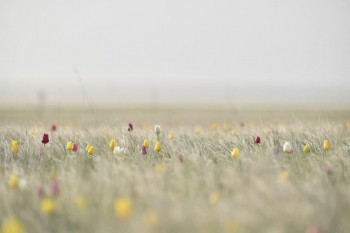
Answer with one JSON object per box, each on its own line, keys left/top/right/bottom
{"left": 254, "top": 136, "right": 261, "bottom": 144}
{"left": 143, "top": 139, "right": 149, "bottom": 149}
{"left": 154, "top": 125, "right": 161, "bottom": 135}
{"left": 109, "top": 138, "right": 116, "bottom": 151}
{"left": 66, "top": 141, "right": 73, "bottom": 151}
{"left": 155, "top": 141, "right": 161, "bottom": 153}
{"left": 72, "top": 143, "right": 78, "bottom": 152}
{"left": 11, "top": 140, "right": 19, "bottom": 155}
{"left": 141, "top": 145, "right": 147, "bottom": 155}
{"left": 41, "top": 133, "right": 49, "bottom": 144}
{"left": 231, "top": 148, "right": 240, "bottom": 159}
{"left": 303, "top": 144, "right": 310, "bottom": 153}
{"left": 283, "top": 142, "right": 293, "bottom": 154}
{"left": 323, "top": 140, "right": 330, "bottom": 151}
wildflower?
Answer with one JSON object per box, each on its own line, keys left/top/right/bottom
{"left": 209, "top": 191, "right": 220, "bottom": 205}
{"left": 306, "top": 225, "right": 322, "bottom": 233}
{"left": 254, "top": 136, "right": 261, "bottom": 144}
{"left": 109, "top": 138, "right": 116, "bottom": 151}
{"left": 75, "top": 195, "right": 87, "bottom": 210}
{"left": 51, "top": 180, "right": 60, "bottom": 197}
{"left": 227, "top": 219, "right": 240, "bottom": 233}
{"left": 154, "top": 141, "right": 161, "bottom": 153}
{"left": 86, "top": 145, "right": 92, "bottom": 152}
{"left": 195, "top": 127, "right": 202, "bottom": 135}
{"left": 303, "top": 144, "right": 310, "bottom": 153}
{"left": 154, "top": 125, "right": 161, "bottom": 135}
{"left": 72, "top": 143, "right": 78, "bottom": 152}
{"left": 141, "top": 145, "right": 147, "bottom": 155}
{"left": 283, "top": 142, "right": 293, "bottom": 154}
{"left": 50, "top": 124, "right": 57, "bottom": 131}
{"left": 41, "top": 133, "right": 49, "bottom": 144}
{"left": 143, "top": 210, "right": 158, "bottom": 227}
{"left": 87, "top": 146, "right": 94, "bottom": 156}
{"left": 231, "top": 148, "right": 240, "bottom": 159}
{"left": 143, "top": 139, "right": 149, "bottom": 149}
{"left": 168, "top": 132, "right": 174, "bottom": 140}
{"left": 8, "top": 174, "right": 18, "bottom": 189}
{"left": 66, "top": 141, "right": 73, "bottom": 151}
{"left": 178, "top": 154, "right": 184, "bottom": 162}
{"left": 37, "top": 186, "right": 45, "bottom": 198}
{"left": 230, "top": 130, "right": 236, "bottom": 136}
{"left": 155, "top": 164, "right": 164, "bottom": 173}
{"left": 11, "top": 140, "right": 19, "bottom": 155}
{"left": 223, "top": 123, "right": 229, "bottom": 131}
{"left": 211, "top": 123, "right": 219, "bottom": 130}
{"left": 128, "top": 123, "right": 133, "bottom": 132}
{"left": 323, "top": 139, "right": 330, "bottom": 151}
{"left": 114, "top": 146, "right": 129, "bottom": 156}
{"left": 40, "top": 198, "right": 55, "bottom": 215}
{"left": 18, "top": 178, "right": 28, "bottom": 191}
{"left": 114, "top": 197, "right": 133, "bottom": 219}
{"left": 0, "top": 217, "right": 24, "bottom": 233}
{"left": 324, "top": 165, "right": 332, "bottom": 175}
{"left": 278, "top": 171, "right": 289, "bottom": 182}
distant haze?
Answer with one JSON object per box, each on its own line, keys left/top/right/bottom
{"left": 1, "top": 0, "right": 349, "bottom": 105}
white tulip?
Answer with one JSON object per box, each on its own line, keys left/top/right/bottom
{"left": 154, "top": 125, "right": 161, "bottom": 135}
{"left": 283, "top": 142, "right": 293, "bottom": 154}
{"left": 113, "top": 146, "right": 129, "bottom": 156}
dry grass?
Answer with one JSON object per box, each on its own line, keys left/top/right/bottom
{"left": 0, "top": 107, "right": 350, "bottom": 233}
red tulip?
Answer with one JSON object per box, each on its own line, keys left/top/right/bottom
{"left": 255, "top": 136, "right": 261, "bottom": 144}
{"left": 178, "top": 154, "right": 184, "bottom": 162}
{"left": 72, "top": 143, "right": 78, "bottom": 152}
{"left": 141, "top": 145, "right": 147, "bottom": 155}
{"left": 41, "top": 133, "right": 49, "bottom": 144}
{"left": 50, "top": 124, "right": 57, "bottom": 131}
{"left": 128, "top": 123, "right": 133, "bottom": 132}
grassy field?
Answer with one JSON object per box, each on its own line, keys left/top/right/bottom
{"left": 0, "top": 106, "right": 350, "bottom": 233}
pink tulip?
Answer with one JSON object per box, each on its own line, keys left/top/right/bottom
{"left": 72, "top": 143, "right": 78, "bottom": 152}
{"left": 51, "top": 124, "right": 57, "bottom": 131}
{"left": 178, "top": 154, "right": 184, "bottom": 162}
{"left": 51, "top": 179, "right": 60, "bottom": 196}
{"left": 141, "top": 145, "right": 147, "bottom": 155}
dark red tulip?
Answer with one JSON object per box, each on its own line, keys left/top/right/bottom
{"left": 141, "top": 145, "right": 147, "bottom": 155}
{"left": 128, "top": 123, "right": 133, "bottom": 132}
{"left": 178, "top": 154, "right": 184, "bottom": 162}
{"left": 255, "top": 136, "right": 261, "bottom": 144}
{"left": 50, "top": 124, "right": 57, "bottom": 131}
{"left": 41, "top": 133, "right": 49, "bottom": 144}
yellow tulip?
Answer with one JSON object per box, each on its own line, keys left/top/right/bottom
{"left": 323, "top": 140, "right": 330, "bottom": 151}
{"left": 230, "top": 130, "right": 236, "bottom": 136}
{"left": 278, "top": 171, "right": 289, "bottom": 182}
{"left": 114, "top": 197, "right": 132, "bottom": 219}
{"left": 11, "top": 140, "right": 18, "bottom": 155}
{"left": 195, "top": 127, "right": 202, "bottom": 135}
{"left": 211, "top": 123, "right": 219, "bottom": 130}
{"left": 66, "top": 141, "right": 73, "bottom": 151}
{"left": 75, "top": 195, "right": 87, "bottom": 210}
{"left": 231, "top": 148, "right": 240, "bottom": 159}
{"left": 87, "top": 146, "right": 94, "bottom": 156}
{"left": 209, "top": 191, "right": 220, "bottom": 205}
{"left": 143, "top": 139, "right": 149, "bottom": 149}
{"left": 8, "top": 174, "right": 18, "bottom": 189}
{"left": 154, "top": 164, "right": 164, "bottom": 173}
{"left": 109, "top": 138, "right": 116, "bottom": 151}
{"left": 143, "top": 210, "right": 158, "bottom": 227}
{"left": 155, "top": 141, "right": 161, "bottom": 153}
{"left": 169, "top": 132, "right": 174, "bottom": 140}
{"left": 40, "top": 198, "right": 55, "bottom": 215}
{"left": 0, "top": 218, "right": 24, "bottom": 233}
{"left": 223, "top": 123, "right": 229, "bottom": 131}
{"left": 303, "top": 144, "right": 310, "bottom": 153}
{"left": 86, "top": 144, "right": 91, "bottom": 152}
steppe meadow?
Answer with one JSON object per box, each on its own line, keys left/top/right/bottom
{"left": 0, "top": 106, "right": 349, "bottom": 233}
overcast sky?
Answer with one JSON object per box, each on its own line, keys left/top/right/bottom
{"left": 0, "top": 0, "right": 349, "bottom": 105}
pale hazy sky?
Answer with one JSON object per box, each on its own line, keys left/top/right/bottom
{"left": 1, "top": 0, "right": 349, "bottom": 105}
